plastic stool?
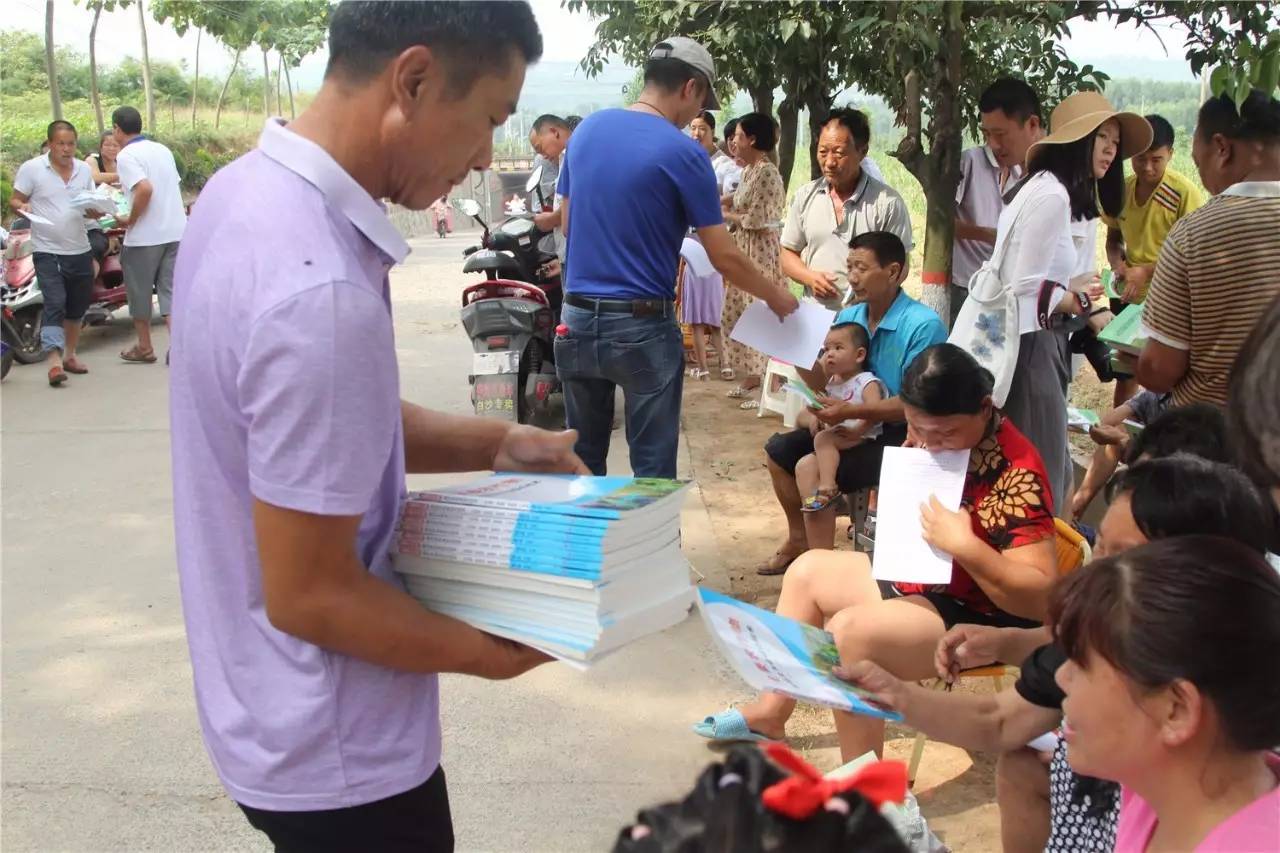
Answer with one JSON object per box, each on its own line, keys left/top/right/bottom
{"left": 758, "top": 359, "right": 803, "bottom": 427}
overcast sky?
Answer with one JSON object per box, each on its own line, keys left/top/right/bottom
{"left": 8, "top": 0, "right": 1198, "bottom": 87}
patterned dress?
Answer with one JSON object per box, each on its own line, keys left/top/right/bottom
{"left": 721, "top": 159, "right": 786, "bottom": 377}
{"left": 894, "top": 415, "right": 1056, "bottom": 615}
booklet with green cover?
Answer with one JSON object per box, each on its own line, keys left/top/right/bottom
{"left": 1098, "top": 303, "right": 1147, "bottom": 355}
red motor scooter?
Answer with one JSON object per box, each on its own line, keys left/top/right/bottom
{"left": 83, "top": 227, "right": 128, "bottom": 327}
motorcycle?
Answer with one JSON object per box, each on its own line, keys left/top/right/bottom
{"left": 456, "top": 165, "right": 563, "bottom": 427}
{"left": 1, "top": 218, "right": 46, "bottom": 365}
{"left": 83, "top": 227, "right": 128, "bottom": 327}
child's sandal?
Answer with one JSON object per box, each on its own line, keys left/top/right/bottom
{"left": 801, "top": 488, "right": 842, "bottom": 513}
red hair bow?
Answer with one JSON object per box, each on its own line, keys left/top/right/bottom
{"left": 760, "top": 742, "right": 908, "bottom": 821}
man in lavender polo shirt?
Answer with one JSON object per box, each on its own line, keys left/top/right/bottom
{"left": 168, "top": 4, "right": 582, "bottom": 850}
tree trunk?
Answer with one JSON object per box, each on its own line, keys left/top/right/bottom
{"left": 283, "top": 62, "right": 296, "bottom": 119}
{"left": 804, "top": 87, "right": 833, "bottom": 181}
{"left": 262, "top": 48, "right": 272, "bottom": 117}
{"left": 214, "top": 48, "right": 241, "bottom": 130}
{"left": 89, "top": 2, "right": 104, "bottom": 133}
{"left": 746, "top": 81, "right": 774, "bottom": 118}
{"left": 191, "top": 28, "right": 201, "bottom": 129}
{"left": 276, "top": 53, "right": 284, "bottom": 116}
{"left": 137, "top": 0, "right": 156, "bottom": 130}
{"left": 915, "top": 3, "right": 966, "bottom": 327}
{"left": 45, "top": 1, "right": 63, "bottom": 120}
{"left": 776, "top": 96, "right": 799, "bottom": 191}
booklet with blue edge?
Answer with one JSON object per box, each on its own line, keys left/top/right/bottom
{"left": 407, "top": 474, "right": 691, "bottom": 522}
{"left": 697, "top": 588, "right": 902, "bottom": 721}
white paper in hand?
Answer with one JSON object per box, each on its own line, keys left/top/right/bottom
{"left": 728, "top": 299, "right": 835, "bottom": 367}
{"left": 871, "top": 447, "right": 969, "bottom": 584}
{"left": 679, "top": 237, "right": 715, "bottom": 277}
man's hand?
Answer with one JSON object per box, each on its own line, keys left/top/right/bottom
{"left": 764, "top": 287, "right": 800, "bottom": 321}
{"left": 492, "top": 426, "right": 590, "bottom": 474}
{"left": 533, "top": 211, "right": 558, "bottom": 231}
{"left": 1122, "top": 264, "right": 1151, "bottom": 304}
{"left": 831, "top": 660, "right": 909, "bottom": 714}
{"left": 920, "top": 495, "right": 976, "bottom": 558}
{"left": 934, "top": 624, "right": 1005, "bottom": 684}
{"left": 473, "top": 634, "right": 554, "bottom": 680}
{"left": 538, "top": 258, "right": 562, "bottom": 279}
{"left": 1088, "top": 423, "right": 1129, "bottom": 447}
{"left": 1070, "top": 272, "right": 1104, "bottom": 303}
{"left": 814, "top": 396, "right": 855, "bottom": 425}
{"left": 809, "top": 269, "right": 839, "bottom": 299}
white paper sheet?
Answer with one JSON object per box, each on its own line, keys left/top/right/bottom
{"left": 679, "top": 237, "right": 715, "bottom": 277}
{"left": 728, "top": 299, "right": 835, "bottom": 368}
{"left": 871, "top": 447, "right": 969, "bottom": 584}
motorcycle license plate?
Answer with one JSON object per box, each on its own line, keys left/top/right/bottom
{"left": 472, "top": 350, "right": 520, "bottom": 375}
{"left": 474, "top": 374, "right": 518, "bottom": 418}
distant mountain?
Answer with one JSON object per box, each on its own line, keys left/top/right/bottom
{"left": 518, "top": 61, "right": 635, "bottom": 114}
{"left": 1070, "top": 54, "right": 1199, "bottom": 84}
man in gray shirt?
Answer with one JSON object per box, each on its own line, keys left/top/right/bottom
{"left": 780, "top": 108, "right": 913, "bottom": 311}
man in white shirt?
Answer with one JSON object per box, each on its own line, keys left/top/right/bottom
{"left": 113, "top": 105, "right": 187, "bottom": 364}
{"left": 780, "top": 108, "right": 914, "bottom": 311}
{"left": 531, "top": 114, "right": 573, "bottom": 269}
{"left": 951, "top": 79, "right": 1042, "bottom": 328}
{"left": 10, "top": 120, "right": 104, "bottom": 386}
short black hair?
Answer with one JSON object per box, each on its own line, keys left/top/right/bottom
{"left": 46, "top": 120, "right": 77, "bottom": 141}
{"left": 979, "top": 77, "right": 1042, "bottom": 124}
{"left": 693, "top": 110, "right": 715, "bottom": 130}
{"left": 899, "top": 343, "right": 995, "bottom": 417}
{"left": 643, "top": 56, "right": 709, "bottom": 99}
{"left": 1196, "top": 89, "right": 1280, "bottom": 143}
{"left": 1125, "top": 402, "right": 1227, "bottom": 466}
{"left": 735, "top": 112, "right": 777, "bottom": 152}
{"left": 1110, "top": 455, "right": 1276, "bottom": 554}
{"left": 828, "top": 321, "right": 870, "bottom": 352}
{"left": 565, "top": 114, "right": 583, "bottom": 132}
{"left": 1028, "top": 126, "right": 1125, "bottom": 220}
{"left": 111, "top": 106, "right": 143, "bottom": 135}
{"left": 326, "top": 1, "right": 542, "bottom": 95}
{"left": 1144, "top": 114, "right": 1174, "bottom": 151}
{"left": 848, "top": 230, "right": 906, "bottom": 268}
{"left": 821, "top": 107, "right": 871, "bottom": 150}
{"left": 532, "top": 113, "right": 567, "bottom": 132}
{"left": 722, "top": 117, "right": 739, "bottom": 141}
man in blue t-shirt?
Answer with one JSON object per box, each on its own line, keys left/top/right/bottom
{"left": 759, "top": 231, "right": 946, "bottom": 572}
{"left": 556, "top": 37, "right": 798, "bottom": 478}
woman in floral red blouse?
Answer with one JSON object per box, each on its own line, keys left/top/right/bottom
{"left": 695, "top": 343, "right": 1058, "bottom": 761}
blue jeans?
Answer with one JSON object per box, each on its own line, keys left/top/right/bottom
{"left": 554, "top": 302, "right": 684, "bottom": 478}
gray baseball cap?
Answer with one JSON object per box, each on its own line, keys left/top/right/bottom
{"left": 648, "top": 36, "right": 719, "bottom": 109}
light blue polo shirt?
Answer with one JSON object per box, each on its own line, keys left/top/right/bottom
{"left": 834, "top": 289, "right": 946, "bottom": 396}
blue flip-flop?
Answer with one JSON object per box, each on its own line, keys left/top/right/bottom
{"left": 692, "top": 709, "right": 780, "bottom": 743}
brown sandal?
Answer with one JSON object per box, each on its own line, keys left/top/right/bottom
{"left": 63, "top": 358, "right": 89, "bottom": 374}
{"left": 48, "top": 366, "right": 68, "bottom": 386}
{"left": 756, "top": 545, "right": 804, "bottom": 576}
{"left": 120, "top": 346, "right": 157, "bottom": 364}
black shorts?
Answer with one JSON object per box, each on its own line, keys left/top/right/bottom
{"left": 32, "top": 251, "right": 93, "bottom": 323}
{"left": 238, "top": 766, "right": 454, "bottom": 853}
{"left": 88, "top": 228, "right": 109, "bottom": 262}
{"left": 877, "top": 581, "right": 1041, "bottom": 630}
{"left": 765, "top": 422, "right": 908, "bottom": 493}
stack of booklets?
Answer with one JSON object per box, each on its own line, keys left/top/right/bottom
{"left": 393, "top": 474, "right": 696, "bottom": 666}
{"left": 1098, "top": 303, "right": 1147, "bottom": 355}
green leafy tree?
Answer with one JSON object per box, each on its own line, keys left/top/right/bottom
{"left": 76, "top": 0, "right": 134, "bottom": 133}
{"left": 570, "top": 0, "right": 868, "bottom": 188}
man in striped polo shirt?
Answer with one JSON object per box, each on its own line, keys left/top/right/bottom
{"left": 1138, "top": 89, "right": 1280, "bottom": 407}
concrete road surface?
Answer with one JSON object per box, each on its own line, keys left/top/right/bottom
{"left": 1, "top": 231, "right": 744, "bottom": 852}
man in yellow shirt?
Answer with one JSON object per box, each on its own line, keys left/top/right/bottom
{"left": 1102, "top": 114, "right": 1205, "bottom": 404}
{"left": 1104, "top": 115, "right": 1206, "bottom": 305}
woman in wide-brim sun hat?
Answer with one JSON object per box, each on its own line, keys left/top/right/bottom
{"left": 989, "top": 89, "right": 1153, "bottom": 518}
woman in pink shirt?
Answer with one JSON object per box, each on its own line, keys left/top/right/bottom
{"left": 1052, "top": 535, "right": 1280, "bottom": 853}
